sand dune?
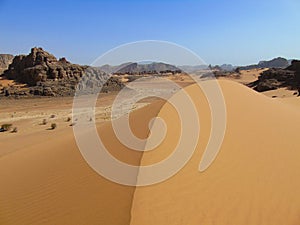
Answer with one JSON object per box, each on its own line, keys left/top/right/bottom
{"left": 130, "top": 80, "right": 300, "bottom": 225}
{"left": 1, "top": 80, "right": 300, "bottom": 224}
{"left": 0, "top": 100, "right": 164, "bottom": 225}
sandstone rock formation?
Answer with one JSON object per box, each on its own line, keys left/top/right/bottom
{"left": 4, "top": 47, "right": 85, "bottom": 86}
{"left": 0, "top": 54, "right": 14, "bottom": 75}
{"left": 1, "top": 47, "right": 124, "bottom": 97}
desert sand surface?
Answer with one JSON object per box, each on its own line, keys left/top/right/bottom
{"left": 0, "top": 76, "right": 15, "bottom": 87}
{"left": 263, "top": 88, "right": 298, "bottom": 98}
{"left": 237, "top": 68, "right": 268, "bottom": 84}
{"left": 1, "top": 80, "right": 300, "bottom": 225}
{"left": 218, "top": 68, "right": 268, "bottom": 84}
{"left": 131, "top": 80, "right": 300, "bottom": 225}
{"left": 0, "top": 93, "right": 165, "bottom": 225}
{"left": 219, "top": 68, "right": 299, "bottom": 99}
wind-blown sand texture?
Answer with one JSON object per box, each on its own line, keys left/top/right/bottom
{"left": 1, "top": 80, "right": 300, "bottom": 224}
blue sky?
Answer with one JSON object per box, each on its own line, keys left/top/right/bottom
{"left": 0, "top": 0, "right": 299, "bottom": 66}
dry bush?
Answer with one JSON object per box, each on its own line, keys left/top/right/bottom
{"left": 1, "top": 124, "right": 12, "bottom": 131}
{"left": 51, "top": 123, "right": 57, "bottom": 130}
{"left": 11, "top": 127, "right": 18, "bottom": 133}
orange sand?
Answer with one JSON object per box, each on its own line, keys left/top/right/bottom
{"left": 1, "top": 80, "right": 300, "bottom": 225}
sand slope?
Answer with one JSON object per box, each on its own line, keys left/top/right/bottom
{"left": 0, "top": 101, "right": 164, "bottom": 225}
{"left": 1, "top": 80, "right": 300, "bottom": 225}
{"left": 130, "top": 80, "right": 300, "bottom": 225}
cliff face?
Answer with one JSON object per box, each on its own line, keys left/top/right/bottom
{"left": 0, "top": 54, "right": 14, "bottom": 75}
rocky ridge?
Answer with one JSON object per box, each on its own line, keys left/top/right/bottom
{"left": 240, "top": 57, "right": 291, "bottom": 71}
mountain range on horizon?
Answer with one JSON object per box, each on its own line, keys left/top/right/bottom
{"left": 0, "top": 48, "right": 297, "bottom": 77}
{"left": 98, "top": 57, "right": 296, "bottom": 73}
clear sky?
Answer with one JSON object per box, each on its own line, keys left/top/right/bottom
{"left": 0, "top": 0, "right": 299, "bottom": 66}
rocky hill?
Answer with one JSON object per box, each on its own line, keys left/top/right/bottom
{"left": 4, "top": 47, "right": 86, "bottom": 86}
{"left": 1, "top": 47, "right": 123, "bottom": 97}
{"left": 248, "top": 60, "right": 300, "bottom": 92}
{"left": 0, "top": 54, "right": 14, "bottom": 75}
{"left": 98, "top": 62, "right": 133, "bottom": 74}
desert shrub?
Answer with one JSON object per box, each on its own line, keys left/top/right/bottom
{"left": 51, "top": 123, "right": 57, "bottom": 130}
{"left": 42, "top": 119, "right": 47, "bottom": 125}
{"left": 11, "top": 127, "right": 18, "bottom": 133}
{"left": 50, "top": 115, "right": 56, "bottom": 119}
{"left": 66, "top": 117, "right": 71, "bottom": 122}
{"left": 1, "top": 124, "right": 12, "bottom": 131}
{"left": 70, "top": 122, "right": 76, "bottom": 127}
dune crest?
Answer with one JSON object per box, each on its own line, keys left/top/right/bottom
{"left": 130, "top": 80, "right": 300, "bottom": 225}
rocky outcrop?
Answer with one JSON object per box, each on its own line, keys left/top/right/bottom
{"left": 4, "top": 47, "right": 85, "bottom": 86}
{"left": 248, "top": 60, "right": 300, "bottom": 92}
{"left": 258, "top": 57, "right": 290, "bottom": 68}
{"left": 0, "top": 54, "right": 14, "bottom": 75}
{"left": 286, "top": 60, "right": 300, "bottom": 80}
{"left": 1, "top": 47, "right": 124, "bottom": 97}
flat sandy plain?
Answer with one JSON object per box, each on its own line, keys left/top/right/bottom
{"left": 1, "top": 73, "right": 300, "bottom": 225}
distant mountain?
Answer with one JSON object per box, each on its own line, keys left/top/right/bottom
{"left": 239, "top": 57, "right": 290, "bottom": 70}
{"left": 98, "top": 62, "right": 133, "bottom": 74}
{"left": 0, "top": 54, "right": 14, "bottom": 75}
{"left": 111, "top": 62, "right": 182, "bottom": 75}
{"left": 219, "top": 64, "right": 236, "bottom": 71}
{"left": 178, "top": 65, "right": 209, "bottom": 73}
{"left": 178, "top": 64, "right": 236, "bottom": 72}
